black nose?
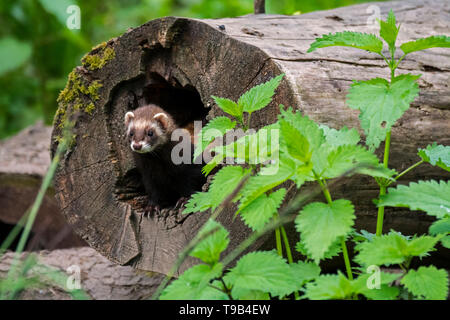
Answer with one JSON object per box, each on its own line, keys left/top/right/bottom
{"left": 132, "top": 143, "right": 142, "bottom": 150}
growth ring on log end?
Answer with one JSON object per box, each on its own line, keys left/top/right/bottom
{"left": 51, "top": 0, "right": 450, "bottom": 274}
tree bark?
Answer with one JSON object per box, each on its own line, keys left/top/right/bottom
{"left": 51, "top": 0, "right": 450, "bottom": 275}
{"left": 0, "top": 122, "right": 85, "bottom": 250}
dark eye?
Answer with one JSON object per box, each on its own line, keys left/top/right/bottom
{"left": 129, "top": 131, "right": 134, "bottom": 137}
{"left": 148, "top": 131, "right": 153, "bottom": 137}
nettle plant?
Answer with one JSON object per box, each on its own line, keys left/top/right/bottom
{"left": 156, "top": 11, "right": 450, "bottom": 300}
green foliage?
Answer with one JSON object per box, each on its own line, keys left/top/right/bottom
{"left": 354, "top": 232, "right": 440, "bottom": 267}
{"left": 224, "top": 251, "right": 299, "bottom": 298}
{"left": 379, "top": 10, "right": 399, "bottom": 51}
{"left": 377, "top": 180, "right": 450, "bottom": 219}
{"left": 239, "top": 188, "right": 286, "bottom": 231}
{"left": 238, "top": 74, "right": 284, "bottom": 114}
{"left": 418, "top": 143, "right": 450, "bottom": 172}
{"left": 295, "top": 200, "right": 355, "bottom": 263}
{"left": 190, "top": 219, "right": 230, "bottom": 265}
{"left": 346, "top": 74, "right": 420, "bottom": 150}
{"left": 0, "top": 37, "right": 32, "bottom": 76}
{"left": 400, "top": 35, "right": 450, "bottom": 55}
{"left": 308, "top": 31, "right": 383, "bottom": 54}
{"left": 400, "top": 266, "right": 448, "bottom": 300}
{"left": 160, "top": 263, "right": 227, "bottom": 300}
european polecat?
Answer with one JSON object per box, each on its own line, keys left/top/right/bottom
{"left": 124, "top": 104, "right": 205, "bottom": 214}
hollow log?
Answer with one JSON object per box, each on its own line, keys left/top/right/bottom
{"left": 51, "top": 0, "right": 450, "bottom": 275}
{"left": 0, "top": 122, "right": 85, "bottom": 250}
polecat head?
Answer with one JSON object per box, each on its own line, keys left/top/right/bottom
{"left": 124, "top": 104, "right": 175, "bottom": 154}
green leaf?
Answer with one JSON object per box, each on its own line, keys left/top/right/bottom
{"left": 354, "top": 232, "right": 439, "bottom": 267}
{"left": 183, "top": 191, "right": 212, "bottom": 214}
{"left": 304, "top": 273, "right": 353, "bottom": 300}
{"left": 379, "top": 10, "right": 399, "bottom": 50}
{"left": 429, "top": 217, "right": 450, "bottom": 235}
{"left": 238, "top": 74, "right": 284, "bottom": 113}
{"left": 224, "top": 251, "right": 298, "bottom": 298}
{"left": 239, "top": 188, "right": 286, "bottom": 231}
{"left": 296, "top": 237, "right": 343, "bottom": 260}
{"left": 401, "top": 266, "right": 448, "bottom": 300}
{"left": 307, "top": 31, "right": 383, "bottom": 54}
{"left": 194, "top": 116, "right": 236, "bottom": 160}
{"left": 400, "top": 35, "right": 450, "bottom": 55}
{"left": 160, "top": 263, "right": 227, "bottom": 300}
{"left": 230, "top": 288, "right": 270, "bottom": 300}
{"left": 353, "top": 271, "right": 401, "bottom": 300}
{"left": 377, "top": 180, "right": 450, "bottom": 219}
{"left": 280, "top": 120, "right": 311, "bottom": 162}
{"left": 290, "top": 261, "right": 321, "bottom": 288}
{"left": 0, "top": 37, "right": 32, "bottom": 76}
{"left": 190, "top": 220, "right": 230, "bottom": 265}
{"left": 238, "top": 160, "right": 295, "bottom": 213}
{"left": 347, "top": 74, "right": 420, "bottom": 150}
{"left": 208, "top": 166, "right": 251, "bottom": 210}
{"left": 441, "top": 235, "right": 450, "bottom": 249}
{"left": 418, "top": 143, "right": 450, "bottom": 172}
{"left": 295, "top": 200, "right": 355, "bottom": 263}
{"left": 320, "top": 125, "right": 360, "bottom": 148}
{"left": 324, "top": 144, "right": 394, "bottom": 179}
{"left": 211, "top": 96, "right": 242, "bottom": 118}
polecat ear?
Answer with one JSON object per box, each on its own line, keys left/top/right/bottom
{"left": 153, "top": 112, "right": 169, "bottom": 130}
{"left": 125, "top": 112, "right": 135, "bottom": 126}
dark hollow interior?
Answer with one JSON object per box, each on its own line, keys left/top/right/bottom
{"left": 114, "top": 72, "right": 209, "bottom": 211}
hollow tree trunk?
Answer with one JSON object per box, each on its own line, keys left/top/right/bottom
{"left": 51, "top": 0, "right": 450, "bottom": 275}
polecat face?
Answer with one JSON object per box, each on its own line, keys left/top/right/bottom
{"left": 124, "top": 105, "right": 174, "bottom": 154}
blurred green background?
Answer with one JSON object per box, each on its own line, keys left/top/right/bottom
{"left": 0, "top": 0, "right": 387, "bottom": 139}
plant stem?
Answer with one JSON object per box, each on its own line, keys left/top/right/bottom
{"left": 313, "top": 170, "right": 353, "bottom": 280}
{"left": 275, "top": 227, "right": 283, "bottom": 256}
{"left": 376, "top": 130, "right": 391, "bottom": 236}
{"left": 388, "top": 160, "right": 424, "bottom": 186}
{"left": 280, "top": 226, "right": 293, "bottom": 264}
{"left": 340, "top": 238, "right": 353, "bottom": 280}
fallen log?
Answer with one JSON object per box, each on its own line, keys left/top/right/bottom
{"left": 0, "top": 122, "right": 85, "bottom": 249}
{"left": 51, "top": 0, "right": 450, "bottom": 275}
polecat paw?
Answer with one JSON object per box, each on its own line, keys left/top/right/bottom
{"left": 174, "top": 197, "right": 188, "bottom": 210}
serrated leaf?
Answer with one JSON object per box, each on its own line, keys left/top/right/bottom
{"left": 290, "top": 261, "right": 321, "bottom": 288}
{"left": 238, "top": 160, "right": 295, "bottom": 213}
{"left": 354, "top": 233, "right": 439, "bottom": 267}
{"left": 379, "top": 10, "right": 399, "bottom": 50}
{"left": 280, "top": 120, "right": 311, "bottom": 162}
{"left": 296, "top": 237, "right": 343, "bottom": 260}
{"left": 183, "top": 191, "right": 213, "bottom": 214}
{"left": 320, "top": 125, "right": 360, "bottom": 148}
{"left": 160, "top": 263, "right": 227, "bottom": 300}
{"left": 230, "top": 288, "right": 270, "bottom": 300}
{"left": 239, "top": 188, "right": 286, "bottom": 231}
{"left": 238, "top": 74, "right": 284, "bottom": 113}
{"left": 307, "top": 31, "right": 383, "bottom": 54}
{"left": 347, "top": 74, "right": 420, "bottom": 150}
{"left": 418, "top": 142, "right": 450, "bottom": 172}
{"left": 0, "top": 37, "right": 32, "bottom": 76}
{"left": 194, "top": 116, "right": 236, "bottom": 160}
{"left": 208, "top": 166, "right": 251, "bottom": 210}
{"left": 401, "top": 266, "right": 448, "bottom": 300}
{"left": 224, "top": 251, "right": 298, "bottom": 298}
{"left": 353, "top": 271, "right": 401, "bottom": 300}
{"left": 295, "top": 200, "right": 355, "bottom": 263}
{"left": 400, "top": 35, "right": 450, "bottom": 55}
{"left": 377, "top": 180, "right": 450, "bottom": 219}
{"left": 211, "top": 96, "right": 242, "bottom": 118}
{"left": 429, "top": 217, "right": 450, "bottom": 235}
{"left": 190, "top": 220, "right": 230, "bottom": 265}
{"left": 304, "top": 273, "right": 353, "bottom": 300}
{"left": 324, "top": 144, "right": 392, "bottom": 179}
